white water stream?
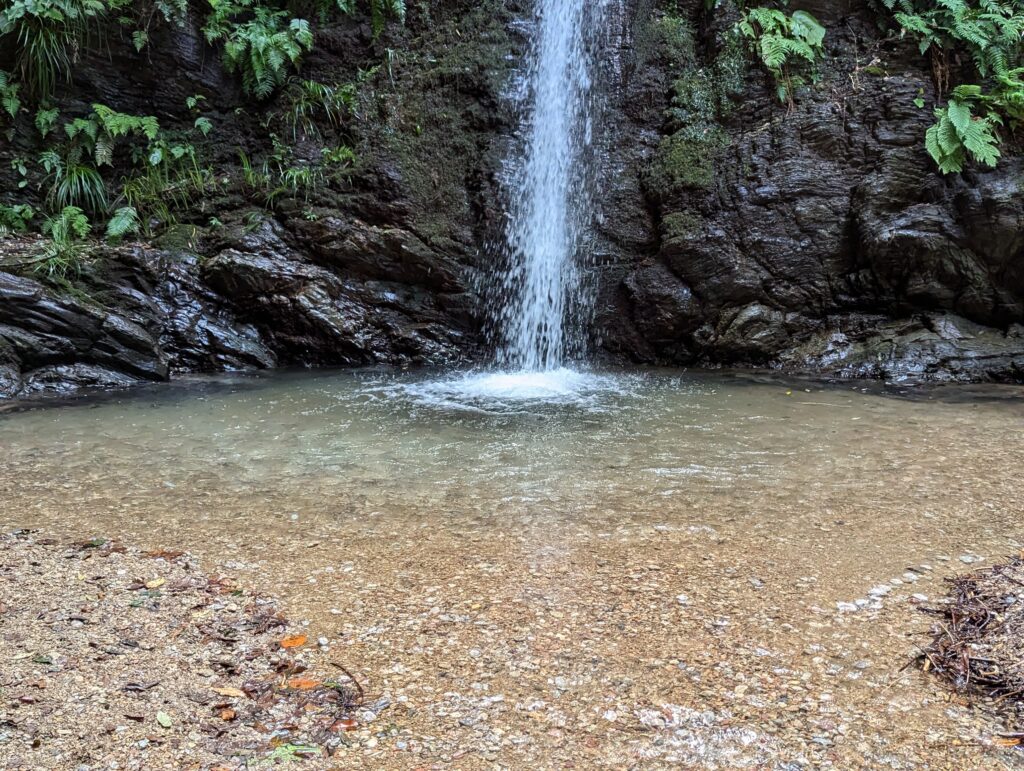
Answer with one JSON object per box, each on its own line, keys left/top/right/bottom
{"left": 495, "top": 0, "right": 601, "bottom": 372}
{"left": 445, "top": 0, "right": 613, "bottom": 403}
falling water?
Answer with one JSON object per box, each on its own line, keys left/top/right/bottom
{"left": 495, "top": 0, "right": 608, "bottom": 372}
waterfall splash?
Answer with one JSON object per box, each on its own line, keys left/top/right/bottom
{"left": 496, "top": 0, "right": 603, "bottom": 372}
{"left": 405, "top": 0, "right": 620, "bottom": 409}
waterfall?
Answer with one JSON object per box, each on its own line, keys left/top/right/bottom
{"left": 494, "top": 0, "right": 609, "bottom": 372}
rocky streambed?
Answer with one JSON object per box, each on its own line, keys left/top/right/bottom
{"left": 1, "top": 369, "right": 1023, "bottom": 768}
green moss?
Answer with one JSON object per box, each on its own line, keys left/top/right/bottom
{"left": 645, "top": 127, "right": 728, "bottom": 194}
{"left": 653, "top": 13, "right": 697, "bottom": 69}
{"left": 350, "top": 0, "right": 517, "bottom": 241}
{"left": 661, "top": 211, "right": 703, "bottom": 242}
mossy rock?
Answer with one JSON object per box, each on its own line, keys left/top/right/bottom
{"left": 661, "top": 211, "right": 703, "bottom": 243}
{"left": 644, "top": 127, "right": 729, "bottom": 196}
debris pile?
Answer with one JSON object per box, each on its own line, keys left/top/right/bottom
{"left": 922, "top": 554, "right": 1024, "bottom": 743}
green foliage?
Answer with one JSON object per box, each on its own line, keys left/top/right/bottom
{"left": 877, "top": 0, "right": 1024, "bottom": 173}
{"left": 737, "top": 7, "right": 826, "bottom": 104}
{"left": 121, "top": 147, "right": 209, "bottom": 233}
{"left": 0, "top": 0, "right": 106, "bottom": 99}
{"left": 280, "top": 78, "right": 356, "bottom": 141}
{"left": 321, "top": 0, "right": 405, "bottom": 35}
{"left": 203, "top": 0, "right": 314, "bottom": 99}
{"left": 104, "top": 205, "right": 140, "bottom": 241}
{"left": 925, "top": 87, "right": 1003, "bottom": 172}
{"left": 37, "top": 205, "right": 91, "bottom": 280}
{"left": 0, "top": 203, "right": 36, "bottom": 235}
{"left": 40, "top": 146, "right": 108, "bottom": 212}
{"left": 35, "top": 106, "right": 60, "bottom": 136}
{"left": 0, "top": 71, "right": 21, "bottom": 119}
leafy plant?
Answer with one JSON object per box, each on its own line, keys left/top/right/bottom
{"left": 737, "top": 7, "right": 826, "bottom": 104}
{"left": 104, "top": 204, "right": 140, "bottom": 241}
{"left": 878, "top": 0, "right": 1024, "bottom": 172}
{"left": 37, "top": 205, "right": 91, "bottom": 280}
{"left": 280, "top": 78, "right": 356, "bottom": 141}
{"left": 40, "top": 146, "right": 108, "bottom": 212}
{"left": 203, "top": 1, "right": 314, "bottom": 99}
{"left": 925, "top": 86, "right": 1003, "bottom": 172}
{"left": 0, "top": 203, "right": 36, "bottom": 235}
{"left": 35, "top": 105, "right": 60, "bottom": 136}
{"left": 121, "top": 148, "right": 209, "bottom": 233}
{"left": 0, "top": 71, "right": 21, "bottom": 119}
{"left": 0, "top": 0, "right": 107, "bottom": 99}
{"left": 319, "top": 0, "right": 405, "bottom": 35}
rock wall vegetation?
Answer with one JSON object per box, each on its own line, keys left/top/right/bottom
{"left": 598, "top": 0, "right": 1024, "bottom": 381}
{"left": 0, "top": 0, "right": 1022, "bottom": 398}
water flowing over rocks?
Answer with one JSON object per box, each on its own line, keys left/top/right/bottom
{"left": 1, "top": 0, "right": 1023, "bottom": 398}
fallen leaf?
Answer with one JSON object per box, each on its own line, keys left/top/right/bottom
{"left": 219, "top": 708, "right": 236, "bottom": 721}
{"left": 996, "top": 737, "right": 1022, "bottom": 747}
{"left": 156, "top": 711, "right": 172, "bottom": 728}
{"left": 286, "top": 677, "right": 319, "bottom": 690}
{"left": 280, "top": 634, "right": 307, "bottom": 649}
{"left": 145, "top": 578, "right": 166, "bottom": 589}
{"left": 331, "top": 717, "right": 358, "bottom": 732}
{"left": 212, "top": 686, "right": 246, "bottom": 698}
{"left": 145, "top": 549, "right": 185, "bottom": 559}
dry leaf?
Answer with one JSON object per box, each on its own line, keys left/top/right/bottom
{"left": 212, "top": 686, "right": 246, "bottom": 698}
{"left": 286, "top": 677, "right": 319, "bottom": 690}
{"left": 145, "top": 578, "right": 166, "bottom": 589}
{"left": 279, "top": 634, "right": 307, "bottom": 649}
{"left": 219, "top": 708, "right": 237, "bottom": 721}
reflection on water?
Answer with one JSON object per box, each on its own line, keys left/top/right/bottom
{"left": 1, "top": 368, "right": 1021, "bottom": 540}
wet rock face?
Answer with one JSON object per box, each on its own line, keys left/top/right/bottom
{"left": 0, "top": 0, "right": 518, "bottom": 398}
{"left": 599, "top": 0, "right": 1024, "bottom": 382}
{"left": 1, "top": 0, "right": 1022, "bottom": 398}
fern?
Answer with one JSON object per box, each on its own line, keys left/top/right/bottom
{"left": 203, "top": 2, "right": 314, "bottom": 99}
{"left": 0, "top": 203, "right": 35, "bottom": 235}
{"left": 925, "top": 96, "right": 1003, "bottom": 172}
{"left": 0, "top": 71, "right": 21, "bottom": 119}
{"left": 876, "top": 0, "right": 1024, "bottom": 172}
{"left": 105, "top": 205, "right": 140, "bottom": 242}
{"left": 737, "top": 8, "right": 826, "bottom": 104}
{"left": 37, "top": 205, "right": 91, "bottom": 280}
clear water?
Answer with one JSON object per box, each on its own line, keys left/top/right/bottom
{"left": 2, "top": 370, "right": 1023, "bottom": 766}
{"left": 495, "top": 0, "right": 610, "bottom": 371}
{"left": 1, "top": 369, "right": 1021, "bottom": 538}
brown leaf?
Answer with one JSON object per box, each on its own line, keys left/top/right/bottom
{"left": 279, "top": 634, "right": 307, "bottom": 649}
{"left": 145, "top": 549, "right": 185, "bottom": 560}
{"left": 219, "top": 708, "right": 236, "bottom": 721}
{"left": 286, "top": 677, "right": 319, "bottom": 690}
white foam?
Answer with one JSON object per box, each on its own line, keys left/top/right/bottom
{"left": 396, "top": 368, "right": 634, "bottom": 412}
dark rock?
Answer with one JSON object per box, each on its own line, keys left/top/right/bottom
{"left": 598, "top": 0, "right": 1024, "bottom": 382}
